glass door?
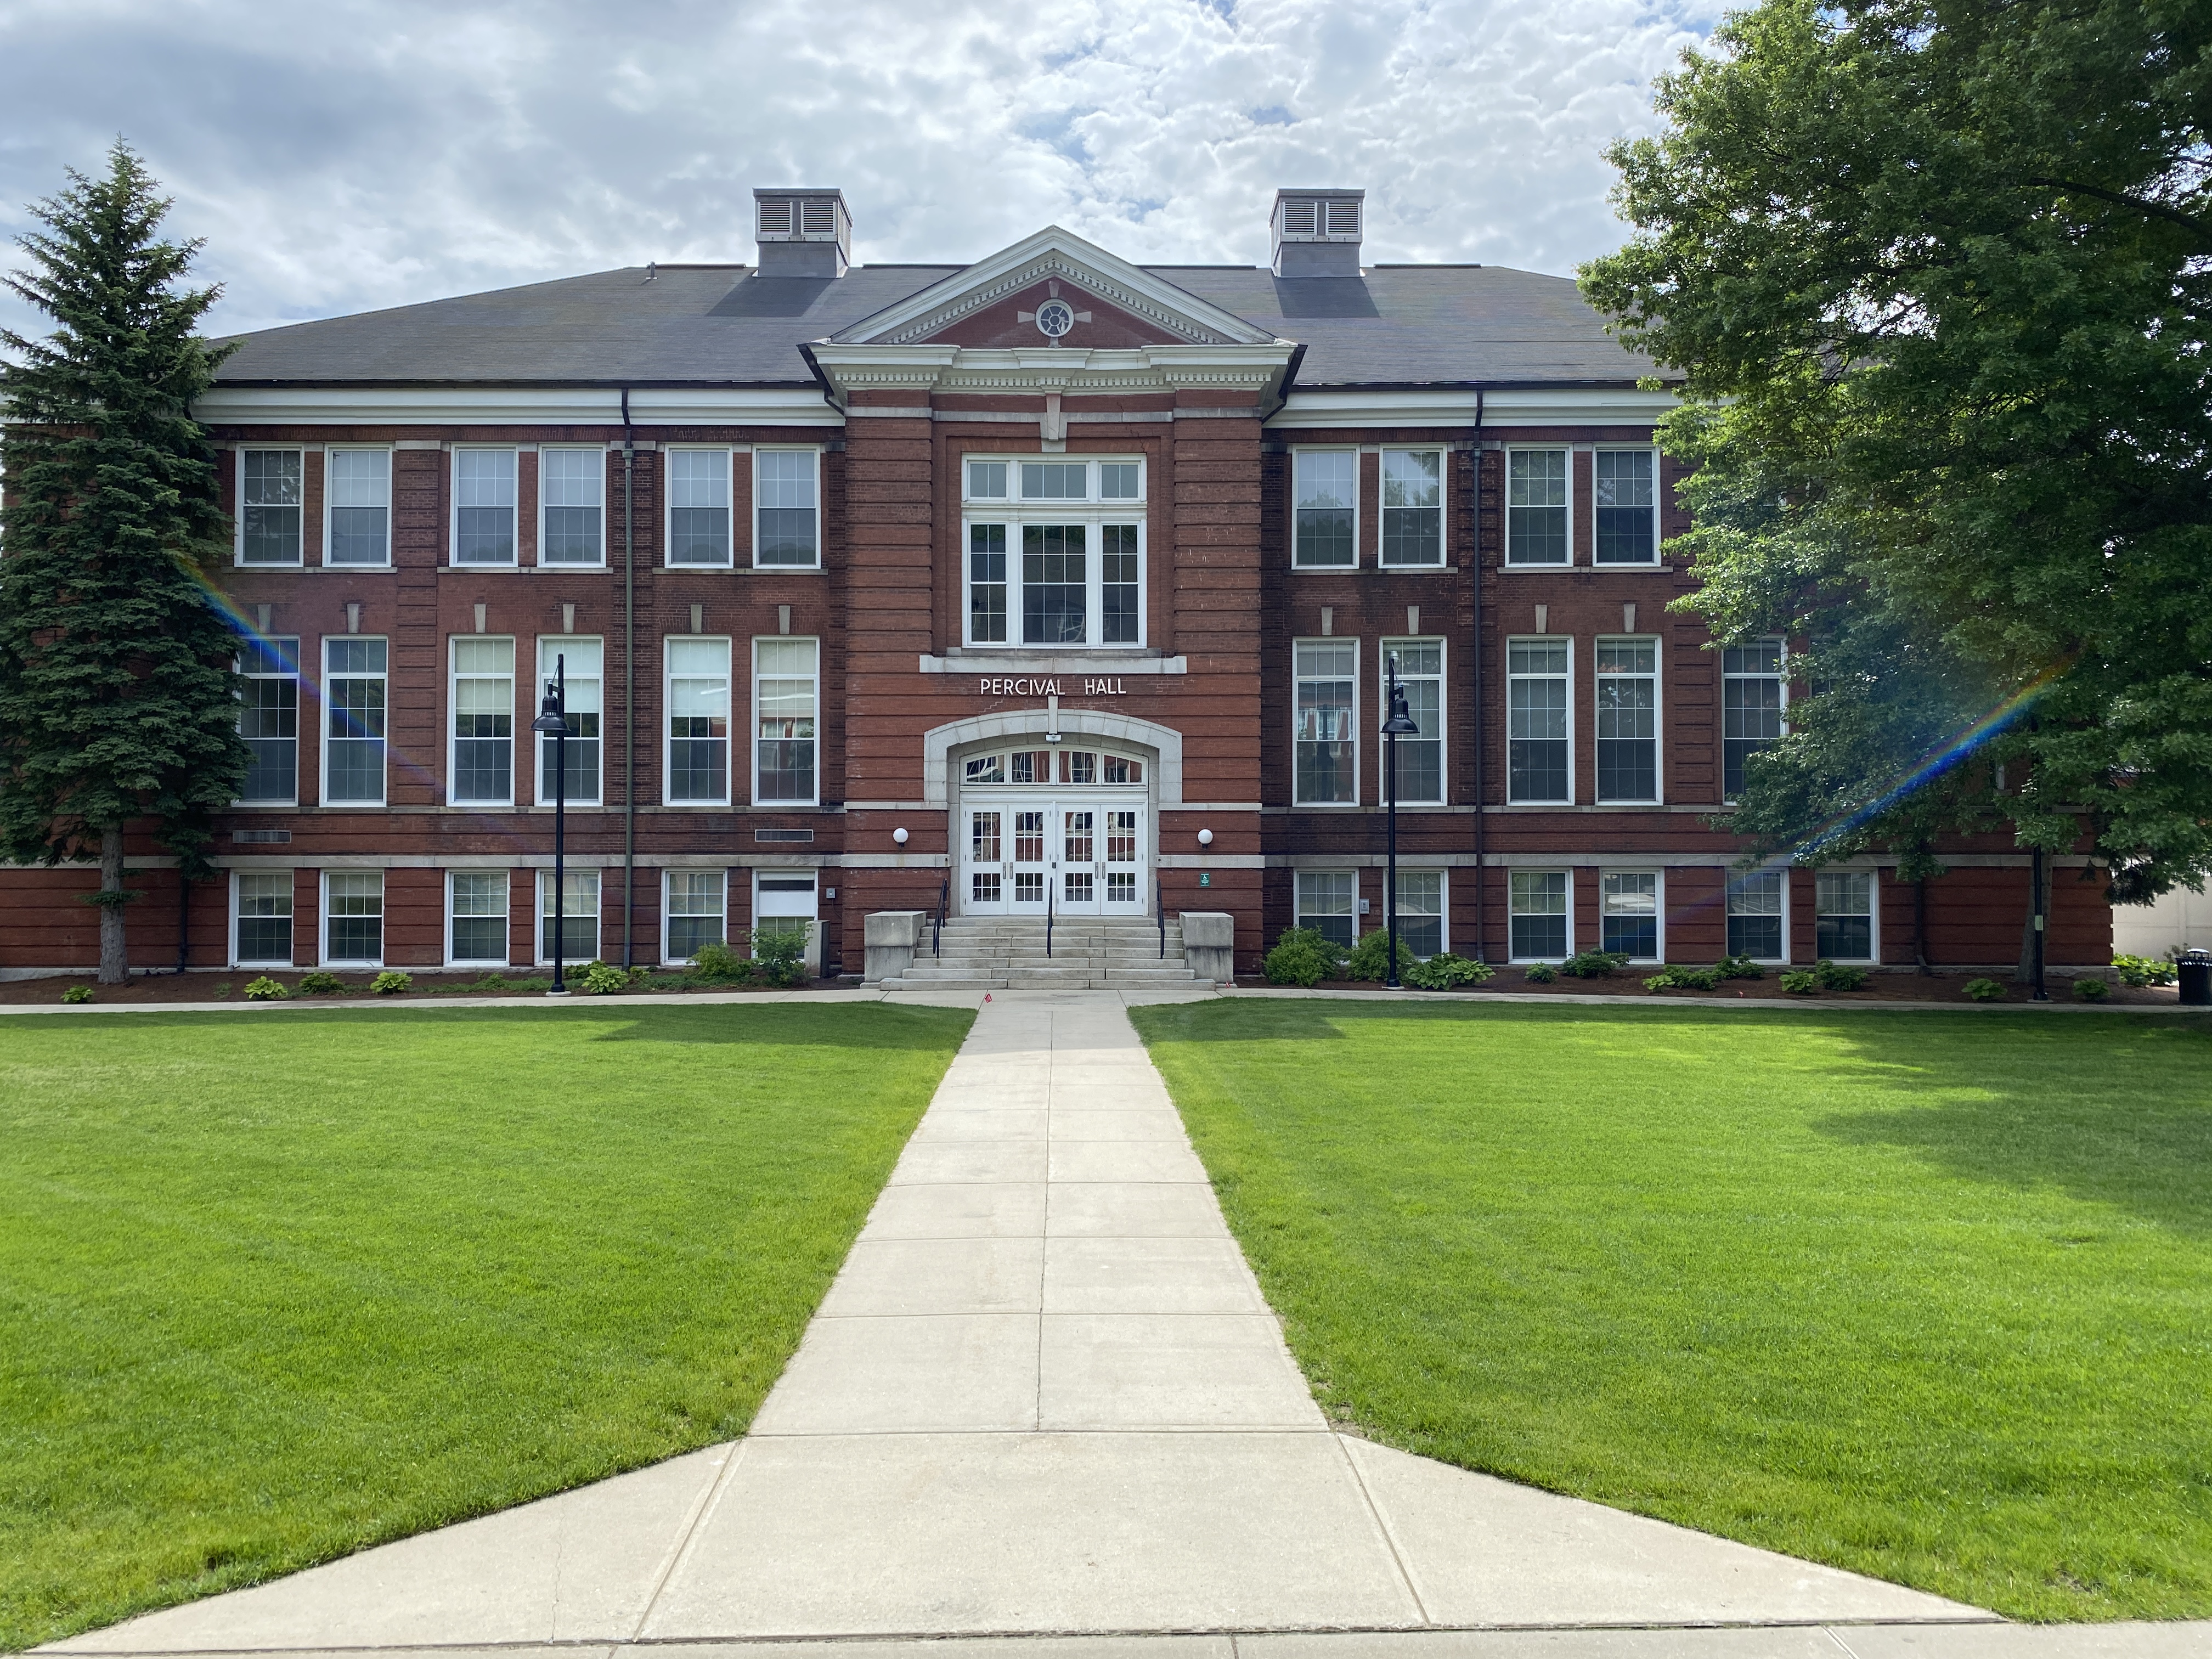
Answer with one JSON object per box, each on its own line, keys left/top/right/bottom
{"left": 1102, "top": 806, "right": 1146, "bottom": 915}
{"left": 1009, "top": 808, "right": 1049, "bottom": 913}
{"left": 964, "top": 808, "right": 1006, "bottom": 915}
{"left": 1059, "top": 807, "right": 1098, "bottom": 915}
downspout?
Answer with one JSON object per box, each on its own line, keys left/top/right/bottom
{"left": 1470, "top": 387, "right": 1486, "bottom": 962}
{"left": 622, "top": 387, "right": 636, "bottom": 969}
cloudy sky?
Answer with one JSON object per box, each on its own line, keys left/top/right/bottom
{"left": 0, "top": 0, "right": 1712, "bottom": 342}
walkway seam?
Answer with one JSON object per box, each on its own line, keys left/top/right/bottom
{"left": 626, "top": 1442, "right": 746, "bottom": 1641}
{"left": 1329, "top": 1430, "right": 1435, "bottom": 1628}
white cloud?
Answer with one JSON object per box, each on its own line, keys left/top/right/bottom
{"left": 0, "top": 0, "right": 1707, "bottom": 340}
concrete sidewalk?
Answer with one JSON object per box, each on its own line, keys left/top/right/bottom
{"left": 45, "top": 991, "right": 2204, "bottom": 1657}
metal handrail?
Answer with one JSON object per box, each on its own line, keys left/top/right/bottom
{"left": 1046, "top": 884, "right": 1054, "bottom": 960}
{"left": 934, "top": 877, "right": 947, "bottom": 958}
{"left": 1156, "top": 877, "right": 1166, "bottom": 958}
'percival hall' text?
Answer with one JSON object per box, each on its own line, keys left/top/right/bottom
{"left": 1, "top": 190, "right": 2111, "bottom": 981}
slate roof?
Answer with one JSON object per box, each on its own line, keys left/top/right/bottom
{"left": 210, "top": 259, "right": 1665, "bottom": 390}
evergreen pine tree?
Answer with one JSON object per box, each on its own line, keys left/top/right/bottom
{"left": 1, "top": 143, "right": 247, "bottom": 983}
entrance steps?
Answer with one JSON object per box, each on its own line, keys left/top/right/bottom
{"left": 881, "top": 916, "right": 1204, "bottom": 991}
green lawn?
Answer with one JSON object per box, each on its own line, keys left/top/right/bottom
{"left": 1131, "top": 1000, "right": 2212, "bottom": 1622}
{"left": 0, "top": 1002, "right": 972, "bottom": 1652}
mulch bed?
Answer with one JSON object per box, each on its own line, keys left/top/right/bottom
{"left": 0, "top": 969, "right": 859, "bottom": 1006}
{"left": 1232, "top": 966, "right": 2183, "bottom": 1008}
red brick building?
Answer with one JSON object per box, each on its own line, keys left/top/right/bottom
{"left": 0, "top": 188, "right": 2110, "bottom": 979}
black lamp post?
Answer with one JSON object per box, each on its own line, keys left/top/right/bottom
{"left": 532, "top": 654, "right": 571, "bottom": 996}
{"left": 1380, "top": 651, "right": 1421, "bottom": 990}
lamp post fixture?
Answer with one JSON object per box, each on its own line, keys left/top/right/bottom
{"left": 1380, "top": 651, "right": 1421, "bottom": 990}
{"left": 532, "top": 654, "right": 572, "bottom": 996}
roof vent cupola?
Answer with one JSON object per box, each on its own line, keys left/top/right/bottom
{"left": 753, "top": 188, "right": 851, "bottom": 278}
{"left": 1271, "top": 189, "right": 1363, "bottom": 278}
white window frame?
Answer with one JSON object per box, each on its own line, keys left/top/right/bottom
{"left": 753, "top": 446, "right": 823, "bottom": 570}
{"left": 535, "top": 636, "right": 604, "bottom": 807}
{"left": 537, "top": 868, "right": 601, "bottom": 966}
{"left": 1508, "top": 869, "right": 1573, "bottom": 963}
{"left": 1592, "top": 445, "right": 1662, "bottom": 567}
{"left": 664, "top": 636, "right": 732, "bottom": 806}
{"left": 230, "top": 870, "right": 296, "bottom": 968}
{"left": 1393, "top": 868, "right": 1448, "bottom": 959}
{"left": 320, "top": 870, "right": 386, "bottom": 968}
{"left": 752, "top": 636, "right": 820, "bottom": 808}
{"left": 1506, "top": 635, "right": 1575, "bottom": 806}
{"left": 958, "top": 454, "right": 1148, "bottom": 649}
{"left": 663, "top": 868, "right": 729, "bottom": 966}
{"left": 1722, "top": 638, "right": 1790, "bottom": 804}
{"left": 1504, "top": 445, "right": 1572, "bottom": 567}
{"left": 1726, "top": 868, "right": 1792, "bottom": 964}
{"left": 1378, "top": 447, "right": 1446, "bottom": 568}
{"left": 323, "top": 445, "right": 393, "bottom": 568}
{"left": 1290, "top": 447, "right": 1359, "bottom": 569}
{"left": 320, "top": 635, "right": 389, "bottom": 808}
{"left": 537, "top": 444, "right": 608, "bottom": 568}
{"left": 1380, "top": 637, "right": 1446, "bottom": 806}
{"left": 665, "top": 445, "right": 735, "bottom": 569}
{"left": 236, "top": 447, "right": 306, "bottom": 567}
{"left": 1815, "top": 868, "right": 1880, "bottom": 963}
{"left": 1293, "top": 636, "right": 1360, "bottom": 808}
{"left": 448, "top": 635, "right": 516, "bottom": 808}
{"left": 1295, "top": 869, "right": 1358, "bottom": 951}
{"left": 235, "top": 636, "right": 301, "bottom": 806}
{"left": 450, "top": 445, "right": 520, "bottom": 568}
{"left": 1594, "top": 635, "right": 1663, "bottom": 806}
{"left": 1599, "top": 868, "right": 1664, "bottom": 963}
{"left": 446, "top": 871, "right": 512, "bottom": 968}
{"left": 753, "top": 870, "right": 821, "bottom": 975}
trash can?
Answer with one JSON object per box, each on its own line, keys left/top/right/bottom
{"left": 2181, "top": 949, "right": 2212, "bottom": 1007}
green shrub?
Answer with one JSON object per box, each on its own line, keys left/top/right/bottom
{"left": 60, "top": 984, "right": 92, "bottom": 1004}
{"left": 1644, "top": 964, "right": 1721, "bottom": 993}
{"left": 1263, "top": 936, "right": 1329, "bottom": 988}
{"left": 1560, "top": 950, "right": 1630, "bottom": 979}
{"left": 1523, "top": 963, "right": 1558, "bottom": 984}
{"left": 1813, "top": 959, "right": 1869, "bottom": 991}
{"left": 2073, "top": 975, "right": 2111, "bottom": 1002}
{"left": 1963, "top": 977, "right": 2008, "bottom": 1002}
{"left": 580, "top": 960, "right": 630, "bottom": 995}
{"left": 1716, "top": 956, "right": 1765, "bottom": 980}
{"left": 1402, "top": 952, "right": 1494, "bottom": 990}
{"left": 686, "top": 941, "right": 756, "bottom": 986}
{"left": 370, "top": 970, "right": 412, "bottom": 995}
{"left": 2112, "top": 953, "right": 2177, "bottom": 988}
{"left": 213, "top": 981, "right": 232, "bottom": 998}
{"left": 1277, "top": 927, "right": 1348, "bottom": 975}
{"left": 297, "top": 970, "right": 345, "bottom": 995}
{"left": 748, "top": 924, "right": 812, "bottom": 989}
{"left": 1347, "top": 928, "right": 1417, "bottom": 983}
{"left": 243, "top": 976, "right": 289, "bottom": 1001}
{"left": 1779, "top": 969, "right": 1820, "bottom": 995}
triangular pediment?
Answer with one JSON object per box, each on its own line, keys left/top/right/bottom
{"left": 829, "top": 227, "right": 1279, "bottom": 349}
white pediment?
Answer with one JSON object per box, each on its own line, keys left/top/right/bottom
{"left": 829, "top": 225, "right": 1282, "bottom": 348}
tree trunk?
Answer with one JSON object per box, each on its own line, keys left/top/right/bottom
{"left": 2016, "top": 854, "right": 2052, "bottom": 983}
{"left": 98, "top": 825, "right": 128, "bottom": 985}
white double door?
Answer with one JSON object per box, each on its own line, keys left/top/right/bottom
{"left": 962, "top": 795, "right": 1147, "bottom": 917}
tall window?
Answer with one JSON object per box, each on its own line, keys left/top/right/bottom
{"left": 755, "top": 449, "right": 820, "bottom": 567}
{"left": 1294, "top": 640, "right": 1357, "bottom": 805}
{"left": 962, "top": 456, "right": 1144, "bottom": 648}
{"left": 665, "top": 639, "right": 729, "bottom": 804}
{"left": 1380, "top": 448, "right": 1442, "bottom": 566}
{"left": 1723, "top": 640, "right": 1786, "bottom": 800}
{"left": 1816, "top": 871, "right": 1875, "bottom": 961}
{"left": 1296, "top": 871, "right": 1356, "bottom": 950}
{"left": 540, "top": 448, "right": 604, "bottom": 565}
{"left": 539, "top": 869, "right": 599, "bottom": 963}
{"left": 1509, "top": 871, "right": 1570, "bottom": 960}
{"left": 1595, "top": 638, "right": 1659, "bottom": 803}
{"left": 326, "top": 449, "right": 390, "bottom": 566}
{"left": 323, "top": 637, "right": 387, "bottom": 805}
{"left": 239, "top": 449, "right": 302, "bottom": 565}
{"left": 237, "top": 637, "right": 299, "bottom": 805}
{"left": 537, "top": 638, "right": 602, "bottom": 805}
{"left": 1506, "top": 449, "right": 1568, "bottom": 565}
{"left": 1382, "top": 640, "right": 1443, "bottom": 804}
{"left": 324, "top": 871, "right": 384, "bottom": 965}
{"left": 453, "top": 449, "right": 517, "bottom": 565}
{"left": 1396, "top": 871, "right": 1444, "bottom": 958}
{"left": 1508, "top": 639, "right": 1571, "bottom": 803}
{"left": 754, "top": 637, "right": 818, "bottom": 804}
{"left": 1601, "top": 872, "right": 1659, "bottom": 960}
{"left": 1594, "top": 449, "right": 1658, "bottom": 564}
{"left": 234, "top": 872, "right": 294, "bottom": 966}
{"left": 668, "top": 449, "right": 731, "bottom": 566}
{"left": 1728, "top": 871, "right": 1786, "bottom": 960}
{"left": 448, "top": 637, "right": 514, "bottom": 805}
{"left": 1293, "top": 450, "right": 1356, "bottom": 567}
{"left": 665, "top": 871, "right": 726, "bottom": 963}
{"left": 448, "top": 872, "right": 509, "bottom": 966}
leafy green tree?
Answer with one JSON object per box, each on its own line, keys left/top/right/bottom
{"left": 1582, "top": 0, "right": 2212, "bottom": 932}
{"left": 1, "top": 144, "right": 245, "bottom": 982}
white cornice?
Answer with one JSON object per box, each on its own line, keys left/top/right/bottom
{"left": 191, "top": 386, "right": 843, "bottom": 427}
{"left": 830, "top": 227, "right": 1280, "bottom": 349}
{"left": 1268, "top": 386, "right": 1680, "bottom": 430}
{"left": 810, "top": 343, "right": 1295, "bottom": 405}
